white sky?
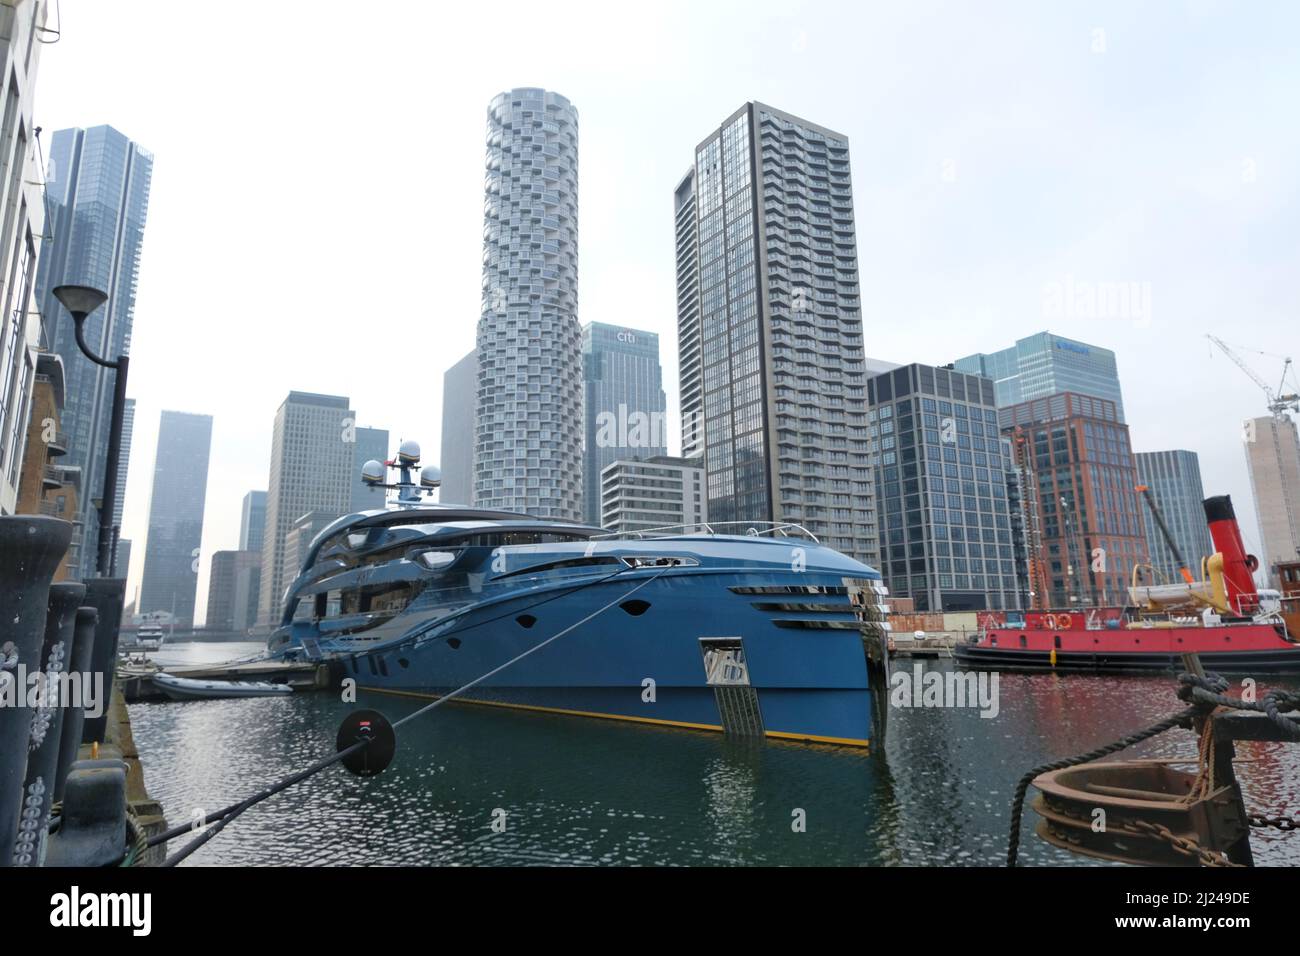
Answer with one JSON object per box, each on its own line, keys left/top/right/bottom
{"left": 30, "top": 0, "right": 1299, "bottom": 621}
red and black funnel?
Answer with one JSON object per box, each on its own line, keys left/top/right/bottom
{"left": 1203, "top": 495, "right": 1259, "bottom": 614}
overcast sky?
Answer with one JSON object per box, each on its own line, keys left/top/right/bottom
{"left": 31, "top": 0, "right": 1299, "bottom": 620}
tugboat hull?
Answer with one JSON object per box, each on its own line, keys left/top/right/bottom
{"left": 955, "top": 623, "right": 1300, "bottom": 674}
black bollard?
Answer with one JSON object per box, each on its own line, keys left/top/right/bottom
{"left": 80, "top": 578, "right": 126, "bottom": 744}
{"left": 0, "top": 516, "right": 73, "bottom": 867}
{"left": 53, "top": 606, "right": 98, "bottom": 805}
{"left": 13, "top": 582, "right": 86, "bottom": 866}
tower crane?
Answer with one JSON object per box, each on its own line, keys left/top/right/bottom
{"left": 1206, "top": 335, "right": 1300, "bottom": 420}
{"left": 1207, "top": 334, "right": 1300, "bottom": 569}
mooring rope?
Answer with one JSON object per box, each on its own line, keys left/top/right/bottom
{"left": 158, "top": 564, "right": 672, "bottom": 866}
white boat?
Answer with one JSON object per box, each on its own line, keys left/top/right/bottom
{"left": 122, "top": 623, "right": 165, "bottom": 652}
{"left": 153, "top": 673, "right": 294, "bottom": 701}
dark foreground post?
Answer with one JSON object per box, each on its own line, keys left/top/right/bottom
{"left": 0, "top": 516, "right": 72, "bottom": 866}
{"left": 12, "top": 582, "right": 86, "bottom": 866}
{"left": 81, "top": 578, "right": 127, "bottom": 744}
{"left": 53, "top": 606, "right": 99, "bottom": 804}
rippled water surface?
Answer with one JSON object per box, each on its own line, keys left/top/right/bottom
{"left": 130, "top": 643, "right": 1300, "bottom": 866}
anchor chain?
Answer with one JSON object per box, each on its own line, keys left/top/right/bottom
{"left": 1247, "top": 812, "right": 1300, "bottom": 832}
{"left": 1124, "top": 819, "right": 1242, "bottom": 868}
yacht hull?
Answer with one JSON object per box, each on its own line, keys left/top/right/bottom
{"left": 341, "top": 568, "right": 885, "bottom": 747}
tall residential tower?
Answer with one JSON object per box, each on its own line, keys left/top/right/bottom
{"left": 1244, "top": 415, "right": 1300, "bottom": 580}
{"left": 474, "top": 88, "right": 583, "bottom": 519}
{"left": 676, "top": 103, "right": 875, "bottom": 563}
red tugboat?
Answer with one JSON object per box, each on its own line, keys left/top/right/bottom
{"left": 956, "top": 495, "right": 1300, "bottom": 673}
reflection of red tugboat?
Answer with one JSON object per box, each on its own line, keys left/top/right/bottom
{"left": 956, "top": 495, "right": 1300, "bottom": 673}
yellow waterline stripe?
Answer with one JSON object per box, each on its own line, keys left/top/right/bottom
{"left": 360, "top": 686, "right": 871, "bottom": 749}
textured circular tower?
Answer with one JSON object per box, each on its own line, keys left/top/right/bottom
{"left": 474, "top": 88, "right": 583, "bottom": 520}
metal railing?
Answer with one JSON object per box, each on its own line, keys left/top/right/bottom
{"left": 592, "top": 521, "right": 821, "bottom": 543}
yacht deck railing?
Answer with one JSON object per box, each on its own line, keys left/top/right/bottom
{"left": 591, "top": 521, "right": 820, "bottom": 543}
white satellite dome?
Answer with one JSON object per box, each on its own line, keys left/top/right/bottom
{"left": 360, "top": 459, "right": 385, "bottom": 484}
{"left": 398, "top": 440, "right": 421, "bottom": 464}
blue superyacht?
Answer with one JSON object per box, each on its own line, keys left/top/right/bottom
{"left": 269, "top": 443, "right": 891, "bottom": 747}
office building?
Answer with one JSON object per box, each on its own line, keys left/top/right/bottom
{"left": 1135, "top": 450, "right": 1215, "bottom": 583}
{"left": 35, "top": 125, "right": 154, "bottom": 576}
{"left": 582, "top": 323, "right": 666, "bottom": 526}
{"left": 206, "top": 549, "right": 261, "bottom": 632}
{"left": 676, "top": 102, "right": 875, "bottom": 563}
{"left": 474, "top": 88, "right": 583, "bottom": 519}
{"left": 257, "top": 391, "right": 355, "bottom": 624}
{"left": 867, "top": 363, "right": 1020, "bottom": 612}
{"left": 954, "top": 331, "right": 1126, "bottom": 422}
{"left": 1000, "top": 392, "right": 1148, "bottom": 607}
{"left": 138, "top": 410, "right": 213, "bottom": 626}
{"left": 239, "top": 489, "right": 266, "bottom": 552}
{"left": 600, "top": 455, "right": 707, "bottom": 535}
{"left": 440, "top": 348, "right": 476, "bottom": 504}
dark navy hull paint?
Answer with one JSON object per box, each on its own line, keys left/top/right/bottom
{"left": 346, "top": 568, "right": 880, "bottom": 744}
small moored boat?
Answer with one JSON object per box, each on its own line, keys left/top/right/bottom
{"left": 153, "top": 673, "right": 294, "bottom": 701}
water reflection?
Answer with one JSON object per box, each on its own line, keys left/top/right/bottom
{"left": 128, "top": 645, "right": 1298, "bottom": 866}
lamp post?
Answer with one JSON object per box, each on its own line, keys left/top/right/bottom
{"left": 52, "top": 284, "right": 124, "bottom": 578}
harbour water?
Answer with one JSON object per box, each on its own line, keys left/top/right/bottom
{"left": 131, "top": 642, "right": 1300, "bottom": 866}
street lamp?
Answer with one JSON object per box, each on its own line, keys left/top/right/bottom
{"left": 53, "top": 284, "right": 125, "bottom": 578}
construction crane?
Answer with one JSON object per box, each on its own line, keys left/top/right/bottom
{"left": 1207, "top": 334, "right": 1300, "bottom": 570}
{"left": 1135, "top": 483, "right": 1196, "bottom": 585}
{"left": 1206, "top": 335, "right": 1300, "bottom": 420}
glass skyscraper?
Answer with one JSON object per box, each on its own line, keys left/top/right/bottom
{"left": 138, "top": 410, "right": 213, "bottom": 626}
{"left": 581, "top": 323, "right": 666, "bottom": 526}
{"left": 677, "top": 102, "right": 875, "bottom": 564}
{"left": 867, "top": 364, "right": 1021, "bottom": 612}
{"left": 954, "top": 331, "right": 1126, "bottom": 422}
{"left": 1135, "top": 449, "right": 1215, "bottom": 583}
{"left": 35, "top": 125, "right": 154, "bottom": 576}
{"left": 474, "top": 88, "right": 583, "bottom": 519}
{"left": 239, "top": 490, "right": 266, "bottom": 552}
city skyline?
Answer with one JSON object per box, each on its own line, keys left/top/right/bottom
{"left": 22, "top": 2, "right": 1296, "bottom": 613}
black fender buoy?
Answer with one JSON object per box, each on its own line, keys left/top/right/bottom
{"left": 335, "top": 710, "right": 396, "bottom": 777}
